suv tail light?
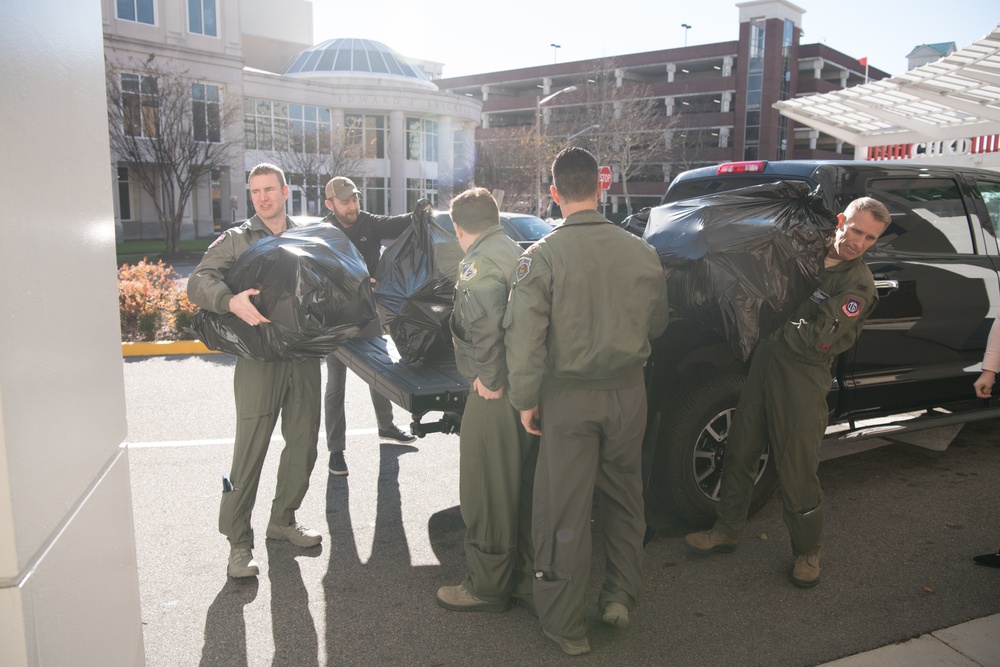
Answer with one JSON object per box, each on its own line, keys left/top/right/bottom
{"left": 717, "top": 161, "right": 767, "bottom": 174}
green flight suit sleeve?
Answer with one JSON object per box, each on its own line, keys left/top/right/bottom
{"left": 780, "top": 278, "right": 875, "bottom": 361}
{"left": 456, "top": 262, "right": 510, "bottom": 392}
{"left": 503, "top": 252, "right": 552, "bottom": 410}
{"left": 187, "top": 233, "right": 241, "bottom": 314}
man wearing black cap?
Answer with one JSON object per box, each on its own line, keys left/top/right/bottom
{"left": 321, "top": 176, "right": 426, "bottom": 475}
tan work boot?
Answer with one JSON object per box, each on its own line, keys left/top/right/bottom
{"left": 543, "top": 629, "right": 591, "bottom": 656}
{"left": 436, "top": 583, "right": 510, "bottom": 612}
{"left": 228, "top": 547, "right": 259, "bottom": 578}
{"left": 684, "top": 529, "right": 739, "bottom": 554}
{"left": 792, "top": 554, "right": 821, "bottom": 588}
{"left": 602, "top": 602, "right": 629, "bottom": 628}
{"left": 265, "top": 522, "right": 322, "bottom": 548}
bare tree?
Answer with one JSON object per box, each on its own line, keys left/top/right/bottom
{"left": 474, "top": 127, "right": 555, "bottom": 214}
{"left": 106, "top": 54, "right": 242, "bottom": 254}
{"left": 266, "top": 127, "right": 368, "bottom": 217}
{"left": 558, "top": 60, "right": 673, "bottom": 215}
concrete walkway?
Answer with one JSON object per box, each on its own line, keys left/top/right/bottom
{"left": 819, "top": 613, "right": 1000, "bottom": 666}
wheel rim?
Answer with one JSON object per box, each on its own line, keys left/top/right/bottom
{"left": 691, "top": 407, "right": 769, "bottom": 502}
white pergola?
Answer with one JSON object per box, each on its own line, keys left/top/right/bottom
{"left": 775, "top": 24, "right": 1000, "bottom": 164}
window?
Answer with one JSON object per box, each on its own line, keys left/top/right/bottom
{"left": 210, "top": 169, "right": 222, "bottom": 231}
{"left": 121, "top": 73, "right": 158, "bottom": 138}
{"left": 363, "top": 176, "right": 387, "bottom": 214}
{"left": 406, "top": 178, "right": 438, "bottom": 210}
{"left": 406, "top": 118, "right": 438, "bottom": 161}
{"left": 975, "top": 180, "right": 1000, "bottom": 235}
{"left": 188, "top": 0, "right": 217, "bottom": 36}
{"left": 867, "top": 179, "right": 974, "bottom": 255}
{"left": 117, "top": 167, "right": 132, "bottom": 220}
{"left": 743, "top": 17, "right": 765, "bottom": 160}
{"left": 192, "top": 83, "right": 221, "bottom": 143}
{"left": 364, "top": 115, "right": 386, "bottom": 158}
{"left": 117, "top": 0, "right": 154, "bottom": 24}
{"left": 288, "top": 104, "right": 332, "bottom": 154}
{"left": 244, "top": 98, "right": 331, "bottom": 154}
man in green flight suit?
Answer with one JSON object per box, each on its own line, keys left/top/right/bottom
{"left": 436, "top": 188, "right": 538, "bottom": 614}
{"left": 188, "top": 163, "right": 324, "bottom": 578}
{"left": 685, "top": 196, "right": 891, "bottom": 588}
{"left": 504, "top": 148, "right": 669, "bottom": 656}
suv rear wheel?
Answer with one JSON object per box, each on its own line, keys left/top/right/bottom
{"left": 651, "top": 371, "right": 777, "bottom": 525}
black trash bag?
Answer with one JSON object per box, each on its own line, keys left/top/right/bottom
{"left": 643, "top": 181, "right": 837, "bottom": 360}
{"left": 192, "top": 223, "right": 376, "bottom": 362}
{"left": 620, "top": 207, "right": 651, "bottom": 237}
{"left": 373, "top": 202, "right": 464, "bottom": 363}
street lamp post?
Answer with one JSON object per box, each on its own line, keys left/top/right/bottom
{"left": 536, "top": 85, "right": 577, "bottom": 214}
{"left": 567, "top": 124, "right": 600, "bottom": 144}
{"left": 551, "top": 43, "right": 561, "bottom": 63}
{"left": 681, "top": 23, "right": 692, "bottom": 47}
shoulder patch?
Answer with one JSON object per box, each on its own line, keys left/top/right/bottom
{"left": 809, "top": 289, "right": 830, "bottom": 304}
{"left": 208, "top": 233, "right": 226, "bottom": 249}
{"left": 842, "top": 297, "right": 863, "bottom": 317}
{"left": 460, "top": 260, "right": 478, "bottom": 281}
{"left": 515, "top": 257, "right": 532, "bottom": 282}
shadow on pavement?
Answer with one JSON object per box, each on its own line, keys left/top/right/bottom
{"left": 199, "top": 577, "right": 259, "bottom": 666}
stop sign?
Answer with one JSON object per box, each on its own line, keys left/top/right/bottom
{"left": 598, "top": 165, "right": 612, "bottom": 191}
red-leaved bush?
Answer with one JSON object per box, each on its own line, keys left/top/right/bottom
{"left": 118, "top": 259, "right": 199, "bottom": 341}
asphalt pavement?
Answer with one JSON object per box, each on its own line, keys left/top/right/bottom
{"left": 124, "top": 353, "right": 1000, "bottom": 666}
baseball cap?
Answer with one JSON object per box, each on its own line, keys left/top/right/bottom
{"left": 325, "top": 177, "right": 361, "bottom": 201}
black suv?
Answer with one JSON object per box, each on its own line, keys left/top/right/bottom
{"left": 646, "top": 160, "right": 1000, "bottom": 523}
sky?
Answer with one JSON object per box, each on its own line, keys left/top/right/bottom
{"left": 311, "top": 0, "right": 998, "bottom": 79}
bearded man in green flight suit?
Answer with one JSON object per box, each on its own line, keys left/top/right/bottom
{"left": 685, "top": 196, "right": 891, "bottom": 589}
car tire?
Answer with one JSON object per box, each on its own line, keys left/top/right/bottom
{"left": 650, "top": 371, "right": 777, "bottom": 526}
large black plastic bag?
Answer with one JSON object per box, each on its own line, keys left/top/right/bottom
{"left": 373, "top": 212, "right": 464, "bottom": 363}
{"left": 193, "top": 223, "right": 376, "bottom": 362}
{"left": 643, "top": 181, "right": 836, "bottom": 360}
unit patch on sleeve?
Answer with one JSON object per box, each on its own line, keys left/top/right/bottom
{"left": 515, "top": 257, "right": 532, "bottom": 282}
{"left": 809, "top": 289, "right": 830, "bottom": 304}
{"left": 460, "top": 261, "right": 478, "bottom": 281}
{"left": 842, "top": 297, "right": 863, "bottom": 317}
{"left": 208, "top": 233, "right": 226, "bottom": 249}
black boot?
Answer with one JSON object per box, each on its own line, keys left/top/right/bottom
{"left": 973, "top": 549, "right": 1000, "bottom": 568}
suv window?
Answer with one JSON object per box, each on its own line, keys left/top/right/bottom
{"left": 976, "top": 179, "right": 1000, "bottom": 233}
{"left": 867, "top": 178, "right": 974, "bottom": 255}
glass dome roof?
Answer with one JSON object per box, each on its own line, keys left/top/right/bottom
{"left": 284, "top": 38, "right": 429, "bottom": 81}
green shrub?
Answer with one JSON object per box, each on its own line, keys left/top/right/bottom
{"left": 118, "top": 259, "right": 197, "bottom": 342}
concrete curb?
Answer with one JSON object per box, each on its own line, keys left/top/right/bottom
{"left": 121, "top": 341, "right": 218, "bottom": 357}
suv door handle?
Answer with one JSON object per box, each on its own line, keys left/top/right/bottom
{"left": 874, "top": 279, "right": 899, "bottom": 295}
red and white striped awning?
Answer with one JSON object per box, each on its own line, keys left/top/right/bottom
{"left": 775, "top": 24, "right": 1000, "bottom": 148}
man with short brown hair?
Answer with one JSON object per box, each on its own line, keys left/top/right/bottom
{"left": 505, "top": 148, "right": 669, "bottom": 655}
{"left": 188, "top": 163, "right": 324, "bottom": 578}
{"left": 436, "top": 187, "right": 537, "bottom": 615}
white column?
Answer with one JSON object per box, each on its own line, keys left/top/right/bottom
{"left": 2, "top": 1, "right": 142, "bottom": 665}
{"left": 437, "top": 114, "right": 454, "bottom": 200}
{"left": 389, "top": 110, "right": 406, "bottom": 214}
{"left": 722, "top": 56, "right": 733, "bottom": 77}
{"left": 666, "top": 63, "right": 676, "bottom": 83}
